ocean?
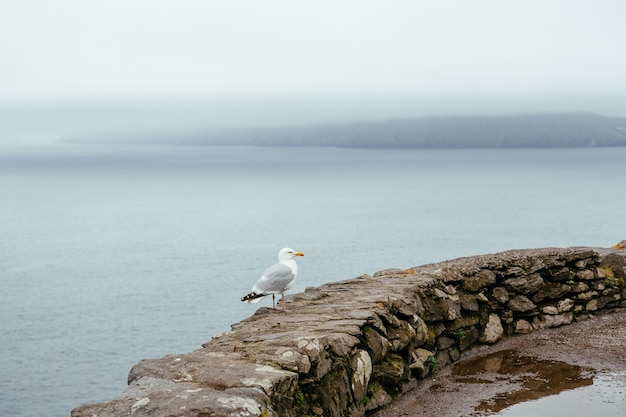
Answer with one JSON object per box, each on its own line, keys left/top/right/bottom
{"left": 1, "top": 143, "right": 625, "bottom": 417}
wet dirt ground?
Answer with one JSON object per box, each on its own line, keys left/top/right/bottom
{"left": 371, "top": 309, "right": 626, "bottom": 417}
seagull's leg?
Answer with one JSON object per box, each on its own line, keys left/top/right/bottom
{"left": 280, "top": 293, "right": 289, "bottom": 312}
{"left": 272, "top": 294, "right": 276, "bottom": 309}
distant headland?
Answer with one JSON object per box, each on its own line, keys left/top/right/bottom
{"left": 179, "top": 112, "right": 626, "bottom": 148}
{"left": 61, "top": 112, "right": 626, "bottom": 149}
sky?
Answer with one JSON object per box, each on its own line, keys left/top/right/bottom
{"left": 1, "top": 0, "right": 626, "bottom": 141}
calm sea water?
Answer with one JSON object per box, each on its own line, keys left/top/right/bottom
{"left": 1, "top": 144, "right": 625, "bottom": 417}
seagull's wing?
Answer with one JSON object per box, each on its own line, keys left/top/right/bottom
{"left": 252, "top": 263, "right": 295, "bottom": 294}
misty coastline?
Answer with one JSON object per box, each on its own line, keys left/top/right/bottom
{"left": 59, "top": 112, "right": 626, "bottom": 149}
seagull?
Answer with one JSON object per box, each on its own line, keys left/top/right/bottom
{"left": 241, "top": 247, "right": 304, "bottom": 311}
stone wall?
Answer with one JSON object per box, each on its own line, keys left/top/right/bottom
{"left": 72, "top": 246, "right": 626, "bottom": 417}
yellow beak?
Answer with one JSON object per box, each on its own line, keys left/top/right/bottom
{"left": 295, "top": 252, "right": 304, "bottom": 257}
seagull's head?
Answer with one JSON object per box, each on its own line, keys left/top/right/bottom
{"left": 279, "top": 247, "right": 305, "bottom": 260}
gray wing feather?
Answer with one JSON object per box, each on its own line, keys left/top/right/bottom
{"left": 253, "top": 263, "right": 295, "bottom": 294}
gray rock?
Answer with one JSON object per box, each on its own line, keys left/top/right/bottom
{"left": 547, "top": 267, "right": 574, "bottom": 281}
{"left": 492, "top": 287, "right": 510, "bottom": 304}
{"left": 507, "top": 295, "right": 537, "bottom": 312}
{"left": 361, "top": 325, "right": 389, "bottom": 364}
{"left": 463, "top": 270, "right": 497, "bottom": 292}
{"left": 387, "top": 319, "right": 416, "bottom": 352}
{"left": 542, "top": 305, "right": 559, "bottom": 315}
{"left": 515, "top": 319, "right": 533, "bottom": 334}
{"left": 502, "top": 273, "right": 544, "bottom": 294}
{"left": 576, "top": 270, "right": 596, "bottom": 280}
{"left": 351, "top": 350, "right": 372, "bottom": 402}
{"left": 459, "top": 292, "right": 479, "bottom": 311}
{"left": 374, "top": 353, "right": 405, "bottom": 385}
{"left": 480, "top": 314, "right": 504, "bottom": 344}
{"left": 437, "top": 336, "right": 455, "bottom": 350}
{"left": 409, "top": 348, "right": 435, "bottom": 378}
{"left": 557, "top": 298, "right": 575, "bottom": 313}
{"left": 532, "top": 282, "right": 572, "bottom": 302}
{"left": 533, "top": 312, "right": 574, "bottom": 329}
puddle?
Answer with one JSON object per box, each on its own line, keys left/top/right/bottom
{"left": 451, "top": 349, "right": 604, "bottom": 415}
{"left": 494, "top": 373, "right": 626, "bottom": 416}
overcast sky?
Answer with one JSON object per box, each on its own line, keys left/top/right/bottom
{"left": 1, "top": 0, "right": 626, "bottom": 143}
{"left": 2, "top": 0, "right": 625, "bottom": 101}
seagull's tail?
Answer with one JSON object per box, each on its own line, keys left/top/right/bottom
{"left": 241, "top": 292, "right": 264, "bottom": 303}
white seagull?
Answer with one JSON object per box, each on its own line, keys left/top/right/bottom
{"left": 241, "top": 247, "right": 304, "bottom": 311}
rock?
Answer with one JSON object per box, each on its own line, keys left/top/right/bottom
{"left": 601, "top": 253, "right": 626, "bottom": 280}
{"left": 387, "top": 319, "right": 416, "bottom": 352}
{"left": 374, "top": 268, "right": 406, "bottom": 277}
{"left": 458, "top": 327, "right": 479, "bottom": 351}
{"left": 505, "top": 266, "right": 525, "bottom": 276}
{"left": 542, "top": 305, "right": 559, "bottom": 315}
{"left": 476, "top": 292, "right": 489, "bottom": 303}
{"left": 433, "top": 288, "right": 449, "bottom": 298}
{"left": 71, "top": 376, "right": 278, "bottom": 417}
{"left": 315, "top": 365, "right": 352, "bottom": 417}
{"left": 577, "top": 290, "right": 599, "bottom": 301}
{"left": 575, "top": 259, "right": 589, "bottom": 269}
{"left": 459, "top": 292, "right": 479, "bottom": 311}
{"left": 444, "top": 299, "right": 462, "bottom": 320}
{"left": 463, "top": 270, "right": 497, "bottom": 292}
{"left": 507, "top": 295, "right": 537, "bottom": 312}
{"left": 502, "top": 273, "right": 544, "bottom": 294}
{"left": 586, "top": 299, "right": 599, "bottom": 311}
{"left": 409, "top": 348, "right": 435, "bottom": 378}
{"left": 447, "top": 347, "right": 460, "bottom": 363}
{"left": 515, "top": 319, "right": 533, "bottom": 334}
{"left": 435, "top": 349, "right": 452, "bottom": 368}
{"left": 322, "top": 333, "right": 360, "bottom": 357}
{"left": 602, "top": 287, "right": 620, "bottom": 296}
{"left": 591, "top": 280, "right": 606, "bottom": 291}
{"left": 533, "top": 312, "right": 574, "bottom": 329}
{"left": 547, "top": 267, "right": 574, "bottom": 281}
{"left": 448, "top": 314, "right": 480, "bottom": 331}
{"left": 437, "top": 336, "right": 455, "bottom": 350}
{"left": 296, "top": 337, "right": 332, "bottom": 380}
{"left": 374, "top": 353, "right": 405, "bottom": 386}
{"left": 500, "top": 309, "right": 514, "bottom": 324}
{"left": 533, "top": 283, "right": 572, "bottom": 303}
{"left": 492, "top": 287, "right": 510, "bottom": 304}
{"left": 480, "top": 314, "right": 504, "bottom": 344}
{"left": 411, "top": 316, "right": 429, "bottom": 347}
{"left": 260, "top": 347, "right": 311, "bottom": 374}
{"left": 311, "top": 405, "right": 324, "bottom": 415}
{"left": 557, "top": 298, "right": 575, "bottom": 313}
{"left": 420, "top": 296, "right": 461, "bottom": 322}
{"left": 444, "top": 285, "right": 457, "bottom": 295}
{"left": 570, "top": 282, "right": 590, "bottom": 293}
{"left": 434, "top": 266, "right": 464, "bottom": 283}
{"left": 351, "top": 350, "right": 372, "bottom": 402}
{"left": 576, "top": 270, "right": 596, "bottom": 280}
{"left": 361, "top": 326, "right": 389, "bottom": 364}
{"left": 366, "top": 386, "right": 393, "bottom": 411}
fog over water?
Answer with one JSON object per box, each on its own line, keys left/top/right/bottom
{"left": 3, "top": 94, "right": 626, "bottom": 148}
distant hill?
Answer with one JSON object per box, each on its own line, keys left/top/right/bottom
{"left": 181, "top": 112, "right": 626, "bottom": 148}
